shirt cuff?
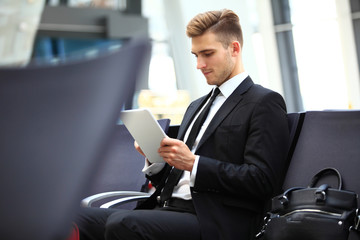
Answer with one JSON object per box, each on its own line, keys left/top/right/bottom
{"left": 189, "top": 155, "right": 200, "bottom": 187}
{"left": 142, "top": 159, "right": 166, "bottom": 176}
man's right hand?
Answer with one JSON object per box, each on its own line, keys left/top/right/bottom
{"left": 134, "top": 141, "right": 145, "bottom": 157}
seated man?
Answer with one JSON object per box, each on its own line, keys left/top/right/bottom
{"left": 76, "top": 9, "right": 290, "bottom": 240}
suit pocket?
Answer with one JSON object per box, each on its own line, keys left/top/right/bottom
{"left": 215, "top": 124, "right": 246, "bottom": 155}
{"left": 216, "top": 124, "right": 243, "bottom": 139}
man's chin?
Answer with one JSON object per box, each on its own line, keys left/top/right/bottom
{"left": 205, "top": 78, "right": 218, "bottom": 86}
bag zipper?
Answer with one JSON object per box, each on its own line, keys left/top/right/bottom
{"left": 281, "top": 209, "right": 342, "bottom": 218}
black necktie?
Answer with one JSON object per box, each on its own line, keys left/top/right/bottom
{"left": 160, "top": 88, "right": 221, "bottom": 203}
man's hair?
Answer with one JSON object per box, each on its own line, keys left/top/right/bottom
{"left": 186, "top": 9, "right": 243, "bottom": 48}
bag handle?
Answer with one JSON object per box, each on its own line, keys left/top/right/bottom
{"left": 278, "top": 187, "right": 304, "bottom": 206}
{"left": 279, "top": 184, "right": 331, "bottom": 206}
{"left": 308, "top": 167, "right": 342, "bottom": 190}
{"left": 278, "top": 168, "right": 342, "bottom": 206}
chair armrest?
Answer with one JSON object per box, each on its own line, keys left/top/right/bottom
{"left": 81, "top": 191, "right": 150, "bottom": 208}
{"left": 100, "top": 194, "right": 151, "bottom": 208}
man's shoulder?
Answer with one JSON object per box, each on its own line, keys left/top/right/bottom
{"left": 244, "top": 76, "right": 280, "bottom": 95}
{"left": 244, "top": 81, "right": 285, "bottom": 105}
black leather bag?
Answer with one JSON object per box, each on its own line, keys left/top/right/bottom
{"left": 256, "top": 168, "right": 360, "bottom": 240}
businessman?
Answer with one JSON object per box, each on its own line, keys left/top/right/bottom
{"left": 76, "top": 9, "right": 289, "bottom": 240}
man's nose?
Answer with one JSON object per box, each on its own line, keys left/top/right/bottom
{"left": 197, "top": 58, "right": 206, "bottom": 69}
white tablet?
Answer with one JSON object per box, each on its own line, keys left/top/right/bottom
{"left": 120, "top": 108, "right": 167, "bottom": 163}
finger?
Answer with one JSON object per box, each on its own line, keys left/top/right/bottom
{"left": 134, "top": 141, "right": 139, "bottom": 149}
{"left": 160, "top": 137, "right": 179, "bottom": 147}
{"left": 164, "top": 157, "right": 176, "bottom": 168}
{"left": 134, "top": 141, "right": 145, "bottom": 157}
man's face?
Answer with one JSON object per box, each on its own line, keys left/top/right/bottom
{"left": 191, "top": 31, "right": 236, "bottom": 86}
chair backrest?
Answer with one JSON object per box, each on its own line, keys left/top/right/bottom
{"left": 0, "top": 38, "right": 151, "bottom": 240}
{"left": 274, "top": 112, "right": 303, "bottom": 194}
{"left": 167, "top": 124, "right": 180, "bottom": 138}
{"left": 87, "top": 118, "right": 170, "bottom": 209}
{"left": 283, "top": 111, "right": 360, "bottom": 194}
{"left": 285, "top": 112, "right": 303, "bottom": 162}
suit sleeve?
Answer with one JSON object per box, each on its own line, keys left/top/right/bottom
{"left": 193, "top": 91, "right": 290, "bottom": 200}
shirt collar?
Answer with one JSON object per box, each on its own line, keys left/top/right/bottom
{"left": 217, "top": 71, "right": 248, "bottom": 98}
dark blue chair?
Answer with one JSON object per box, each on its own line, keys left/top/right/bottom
{"left": 0, "top": 38, "right": 151, "bottom": 240}
{"left": 283, "top": 110, "right": 360, "bottom": 194}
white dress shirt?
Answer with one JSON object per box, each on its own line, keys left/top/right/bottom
{"left": 143, "top": 72, "right": 248, "bottom": 200}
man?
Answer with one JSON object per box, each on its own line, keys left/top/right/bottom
{"left": 76, "top": 9, "right": 289, "bottom": 240}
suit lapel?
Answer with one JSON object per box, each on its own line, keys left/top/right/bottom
{"left": 196, "top": 77, "right": 254, "bottom": 151}
{"left": 177, "top": 91, "right": 212, "bottom": 140}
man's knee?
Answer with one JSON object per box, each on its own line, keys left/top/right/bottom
{"left": 104, "top": 209, "right": 200, "bottom": 240}
{"left": 105, "top": 212, "right": 144, "bottom": 240}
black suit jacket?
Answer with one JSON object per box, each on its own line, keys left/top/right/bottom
{"left": 143, "top": 77, "right": 289, "bottom": 240}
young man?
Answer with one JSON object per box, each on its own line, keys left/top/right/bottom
{"left": 76, "top": 9, "right": 289, "bottom": 240}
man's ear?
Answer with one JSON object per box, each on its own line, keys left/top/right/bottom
{"left": 231, "top": 41, "right": 241, "bottom": 56}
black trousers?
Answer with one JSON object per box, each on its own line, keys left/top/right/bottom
{"left": 75, "top": 207, "right": 201, "bottom": 240}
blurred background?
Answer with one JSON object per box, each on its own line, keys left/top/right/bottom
{"left": 2, "top": 0, "right": 360, "bottom": 124}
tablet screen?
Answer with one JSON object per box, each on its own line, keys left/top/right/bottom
{"left": 120, "top": 109, "right": 166, "bottom": 163}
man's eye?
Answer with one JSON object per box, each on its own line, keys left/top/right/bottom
{"left": 204, "top": 52, "right": 213, "bottom": 57}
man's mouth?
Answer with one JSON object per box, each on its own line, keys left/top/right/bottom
{"left": 202, "top": 70, "right": 212, "bottom": 76}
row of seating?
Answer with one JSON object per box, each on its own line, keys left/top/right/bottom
{"left": 82, "top": 110, "right": 360, "bottom": 211}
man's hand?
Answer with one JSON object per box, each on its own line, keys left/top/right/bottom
{"left": 158, "top": 137, "right": 196, "bottom": 172}
{"left": 134, "top": 141, "right": 145, "bottom": 157}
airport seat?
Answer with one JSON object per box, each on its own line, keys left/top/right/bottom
{"left": 0, "top": 38, "right": 151, "bottom": 240}
{"left": 167, "top": 124, "right": 181, "bottom": 138}
{"left": 256, "top": 110, "right": 360, "bottom": 237}
{"left": 277, "top": 112, "right": 303, "bottom": 192}
{"left": 285, "top": 112, "right": 303, "bottom": 162}
{"left": 82, "top": 118, "right": 170, "bottom": 209}
{"left": 282, "top": 110, "right": 360, "bottom": 195}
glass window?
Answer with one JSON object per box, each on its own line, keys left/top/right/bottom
{"left": 289, "top": 0, "right": 349, "bottom": 110}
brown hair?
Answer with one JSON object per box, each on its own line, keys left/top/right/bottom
{"left": 186, "top": 9, "right": 243, "bottom": 48}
